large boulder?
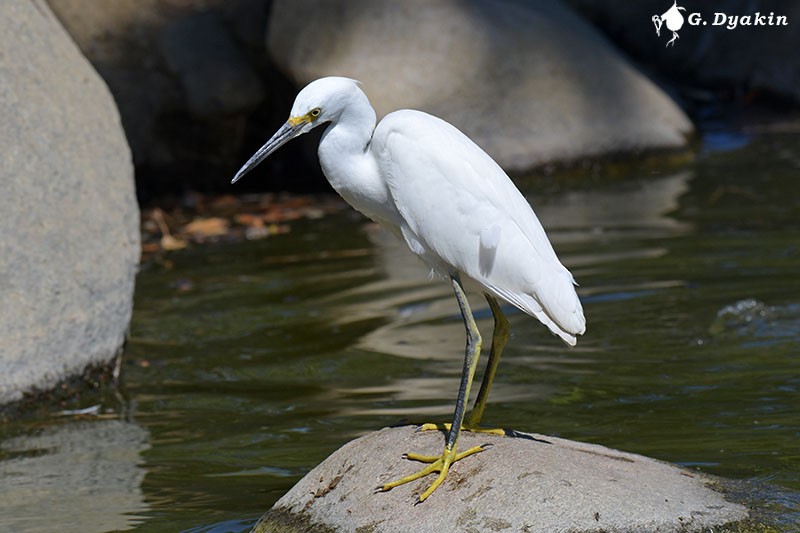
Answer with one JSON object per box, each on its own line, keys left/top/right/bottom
{"left": 0, "top": 0, "right": 139, "bottom": 405}
{"left": 255, "top": 426, "right": 750, "bottom": 532}
{"left": 267, "top": 0, "right": 694, "bottom": 173}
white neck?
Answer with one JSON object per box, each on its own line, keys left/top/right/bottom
{"left": 317, "top": 90, "right": 399, "bottom": 228}
{"left": 317, "top": 88, "right": 375, "bottom": 180}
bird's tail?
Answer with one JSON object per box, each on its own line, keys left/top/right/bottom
{"left": 487, "top": 283, "right": 585, "bottom": 346}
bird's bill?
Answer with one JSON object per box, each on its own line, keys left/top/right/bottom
{"left": 230, "top": 121, "right": 305, "bottom": 184}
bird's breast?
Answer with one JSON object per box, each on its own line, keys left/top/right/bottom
{"left": 318, "top": 145, "right": 402, "bottom": 230}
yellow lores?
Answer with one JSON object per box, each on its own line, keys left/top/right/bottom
{"left": 287, "top": 107, "right": 321, "bottom": 126}
{"left": 232, "top": 77, "right": 585, "bottom": 503}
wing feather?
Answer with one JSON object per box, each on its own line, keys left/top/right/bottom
{"left": 372, "top": 110, "right": 585, "bottom": 341}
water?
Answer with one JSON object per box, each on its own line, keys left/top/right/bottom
{"left": 1, "top": 133, "right": 799, "bottom": 531}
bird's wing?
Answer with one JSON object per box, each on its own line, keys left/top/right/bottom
{"left": 373, "top": 110, "right": 585, "bottom": 343}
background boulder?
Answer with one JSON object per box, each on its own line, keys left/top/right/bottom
{"left": 267, "top": 0, "right": 694, "bottom": 173}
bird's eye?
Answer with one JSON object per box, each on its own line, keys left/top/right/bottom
{"left": 310, "top": 108, "right": 321, "bottom": 118}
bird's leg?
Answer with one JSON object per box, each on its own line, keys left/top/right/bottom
{"left": 379, "top": 274, "right": 489, "bottom": 502}
{"left": 464, "top": 294, "right": 508, "bottom": 431}
{"left": 420, "top": 294, "right": 508, "bottom": 436}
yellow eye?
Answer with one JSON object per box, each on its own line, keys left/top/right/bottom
{"left": 310, "top": 108, "right": 321, "bottom": 118}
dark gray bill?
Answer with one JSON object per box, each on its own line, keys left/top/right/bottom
{"left": 231, "top": 121, "right": 304, "bottom": 184}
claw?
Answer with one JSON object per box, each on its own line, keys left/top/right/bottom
{"left": 379, "top": 444, "right": 486, "bottom": 502}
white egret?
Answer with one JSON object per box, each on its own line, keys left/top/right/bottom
{"left": 232, "top": 76, "right": 585, "bottom": 502}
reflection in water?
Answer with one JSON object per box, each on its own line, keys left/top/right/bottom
{"left": 0, "top": 420, "right": 149, "bottom": 533}
{"left": 534, "top": 171, "right": 692, "bottom": 234}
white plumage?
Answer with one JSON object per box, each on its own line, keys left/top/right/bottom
{"left": 373, "top": 109, "right": 585, "bottom": 344}
{"left": 232, "top": 76, "right": 586, "bottom": 502}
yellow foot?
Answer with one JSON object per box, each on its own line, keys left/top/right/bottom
{"left": 377, "top": 444, "right": 488, "bottom": 502}
{"left": 418, "top": 422, "right": 506, "bottom": 436}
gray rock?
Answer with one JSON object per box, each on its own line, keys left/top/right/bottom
{"left": 0, "top": 0, "right": 139, "bottom": 404}
{"left": 267, "top": 0, "right": 694, "bottom": 173}
{"left": 255, "top": 426, "right": 748, "bottom": 533}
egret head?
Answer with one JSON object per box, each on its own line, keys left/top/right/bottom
{"left": 231, "top": 77, "right": 364, "bottom": 184}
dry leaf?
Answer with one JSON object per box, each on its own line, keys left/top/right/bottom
{"left": 183, "top": 217, "right": 229, "bottom": 238}
{"left": 161, "top": 234, "right": 188, "bottom": 251}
